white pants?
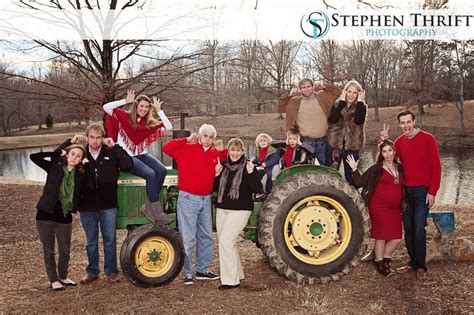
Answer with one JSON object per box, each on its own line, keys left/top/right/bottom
{"left": 216, "top": 208, "right": 252, "bottom": 286}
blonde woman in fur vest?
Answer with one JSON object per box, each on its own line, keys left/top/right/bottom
{"left": 326, "top": 80, "right": 367, "bottom": 186}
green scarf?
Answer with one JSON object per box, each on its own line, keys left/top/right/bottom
{"left": 59, "top": 165, "right": 76, "bottom": 217}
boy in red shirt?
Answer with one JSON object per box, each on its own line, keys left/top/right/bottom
{"left": 279, "top": 129, "right": 314, "bottom": 168}
{"left": 163, "top": 124, "right": 227, "bottom": 285}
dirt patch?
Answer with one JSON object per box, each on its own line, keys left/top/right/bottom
{"left": 0, "top": 183, "right": 472, "bottom": 313}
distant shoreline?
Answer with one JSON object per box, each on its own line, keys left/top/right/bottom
{"left": 1, "top": 102, "right": 473, "bottom": 151}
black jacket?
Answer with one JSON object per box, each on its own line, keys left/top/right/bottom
{"left": 214, "top": 156, "right": 262, "bottom": 211}
{"left": 30, "top": 140, "right": 83, "bottom": 218}
{"left": 79, "top": 143, "right": 133, "bottom": 211}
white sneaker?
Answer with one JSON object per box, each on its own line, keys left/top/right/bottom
{"left": 51, "top": 281, "right": 65, "bottom": 291}
{"left": 60, "top": 278, "right": 77, "bottom": 286}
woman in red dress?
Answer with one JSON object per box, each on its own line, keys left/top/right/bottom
{"left": 347, "top": 139, "right": 403, "bottom": 277}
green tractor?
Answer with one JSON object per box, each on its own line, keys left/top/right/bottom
{"left": 116, "top": 161, "right": 370, "bottom": 287}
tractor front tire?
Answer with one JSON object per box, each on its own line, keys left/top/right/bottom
{"left": 120, "top": 224, "right": 184, "bottom": 287}
{"left": 258, "top": 171, "right": 370, "bottom": 284}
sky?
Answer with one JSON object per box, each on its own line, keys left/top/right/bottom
{"left": 0, "top": 0, "right": 472, "bottom": 72}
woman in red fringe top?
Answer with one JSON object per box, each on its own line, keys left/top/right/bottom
{"left": 103, "top": 90, "right": 173, "bottom": 224}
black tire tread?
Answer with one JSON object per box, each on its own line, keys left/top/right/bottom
{"left": 258, "top": 171, "right": 370, "bottom": 284}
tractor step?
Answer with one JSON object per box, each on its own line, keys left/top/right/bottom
{"left": 428, "top": 211, "right": 455, "bottom": 237}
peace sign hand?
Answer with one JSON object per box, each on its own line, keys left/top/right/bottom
{"left": 379, "top": 123, "right": 390, "bottom": 143}
{"left": 246, "top": 160, "right": 255, "bottom": 173}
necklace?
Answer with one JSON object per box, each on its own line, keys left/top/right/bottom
{"left": 383, "top": 161, "right": 399, "bottom": 184}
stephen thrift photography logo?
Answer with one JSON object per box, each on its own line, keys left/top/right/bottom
{"left": 301, "top": 10, "right": 330, "bottom": 39}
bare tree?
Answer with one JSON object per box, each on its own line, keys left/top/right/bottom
{"left": 306, "top": 40, "right": 345, "bottom": 84}
{"left": 0, "top": 0, "right": 212, "bottom": 122}
{"left": 439, "top": 40, "right": 473, "bottom": 136}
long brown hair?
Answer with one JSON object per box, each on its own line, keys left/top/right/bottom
{"left": 125, "top": 94, "right": 159, "bottom": 128}
{"left": 376, "top": 139, "right": 399, "bottom": 164}
{"left": 59, "top": 144, "right": 86, "bottom": 173}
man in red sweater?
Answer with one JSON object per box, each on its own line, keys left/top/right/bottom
{"left": 163, "top": 124, "right": 227, "bottom": 286}
{"left": 382, "top": 110, "right": 441, "bottom": 280}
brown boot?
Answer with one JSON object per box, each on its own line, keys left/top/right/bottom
{"left": 80, "top": 274, "right": 99, "bottom": 285}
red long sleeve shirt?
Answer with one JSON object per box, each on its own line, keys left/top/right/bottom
{"left": 283, "top": 146, "right": 296, "bottom": 168}
{"left": 394, "top": 130, "right": 441, "bottom": 196}
{"left": 162, "top": 138, "right": 227, "bottom": 195}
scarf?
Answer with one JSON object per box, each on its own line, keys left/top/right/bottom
{"left": 217, "top": 156, "right": 247, "bottom": 203}
{"left": 106, "top": 108, "right": 163, "bottom": 154}
{"left": 59, "top": 165, "right": 75, "bottom": 217}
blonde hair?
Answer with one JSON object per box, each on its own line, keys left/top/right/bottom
{"left": 338, "top": 80, "right": 363, "bottom": 102}
{"left": 286, "top": 128, "right": 300, "bottom": 138}
{"left": 227, "top": 138, "right": 245, "bottom": 151}
{"left": 126, "top": 94, "right": 159, "bottom": 128}
{"left": 255, "top": 133, "right": 273, "bottom": 147}
{"left": 85, "top": 123, "right": 106, "bottom": 137}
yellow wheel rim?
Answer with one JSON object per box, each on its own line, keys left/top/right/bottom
{"left": 134, "top": 236, "right": 175, "bottom": 277}
{"left": 283, "top": 196, "right": 352, "bottom": 265}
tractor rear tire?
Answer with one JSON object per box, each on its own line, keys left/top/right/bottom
{"left": 120, "top": 224, "right": 184, "bottom": 287}
{"left": 258, "top": 171, "right": 370, "bottom": 284}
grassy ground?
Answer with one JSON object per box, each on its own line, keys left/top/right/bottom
{"left": 1, "top": 101, "right": 472, "bottom": 151}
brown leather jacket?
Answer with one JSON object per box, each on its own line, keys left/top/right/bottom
{"left": 276, "top": 85, "right": 342, "bottom": 131}
{"left": 352, "top": 161, "right": 405, "bottom": 210}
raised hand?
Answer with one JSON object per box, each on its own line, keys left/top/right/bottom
{"left": 346, "top": 154, "right": 359, "bottom": 172}
{"left": 357, "top": 89, "right": 366, "bottom": 102}
{"left": 152, "top": 97, "right": 163, "bottom": 112}
{"left": 71, "top": 134, "right": 87, "bottom": 144}
{"left": 186, "top": 133, "right": 198, "bottom": 143}
{"left": 289, "top": 87, "right": 301, "bottom": 97}
{"left": 314, "top": 81, "right": 326, "bottom": 90}
{"left": 246, "top": 159, "right": 255, "bottom": 173}
{"left": 125, "top": 90, "right": 135, "bottom": 104}
{"left": 214, "top": 139, "right": 224, "bottom": 152}
{"left": 339, "top": 90, "right": 347, "bottom": 102}
{"left": 379, "top": 123, "right": 390, "bottom": 142}
{"left": 102, "top": 137, "right": 115, "bottom": 148}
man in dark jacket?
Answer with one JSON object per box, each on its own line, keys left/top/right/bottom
{"left": 69, "top": 123, "right": 133, "bottom": 284}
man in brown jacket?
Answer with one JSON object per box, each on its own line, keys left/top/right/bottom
{"left": 277, "top": 78, "right": 341, "bottom": 166}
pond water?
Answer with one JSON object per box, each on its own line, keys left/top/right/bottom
{"left": 0, "top": 142, "right": 472, "bottom": 205}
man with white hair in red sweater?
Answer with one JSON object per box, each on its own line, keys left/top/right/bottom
{"left": 163, "top": 124, "right": 227, "bottom": 286}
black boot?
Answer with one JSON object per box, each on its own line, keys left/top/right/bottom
{"left": 375, "top": 260, "right": 391, "bottom": 277}
{"left": 383, "top": 258, "right": 395, "bottom": 277}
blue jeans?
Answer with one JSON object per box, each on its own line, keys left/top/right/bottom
{"left": 130, "top": 153, "right": 167, "bottom": 203}
{"left": 339, "top": 149, "right": 360, "bottom": 187}
{"left": 257, "top": 152, "right": 280, "bottom": 193}
{"left": 177, "top": 191, "right": 213, "bottom": 276}
{"left": 301, "top": 139, "right": 328, "bottom": 166}
{"left": 403, "top": 186, "right": 430, "bottom": 271}
{"left": 80, "top": 208, "right": 118, "bottom": 276}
